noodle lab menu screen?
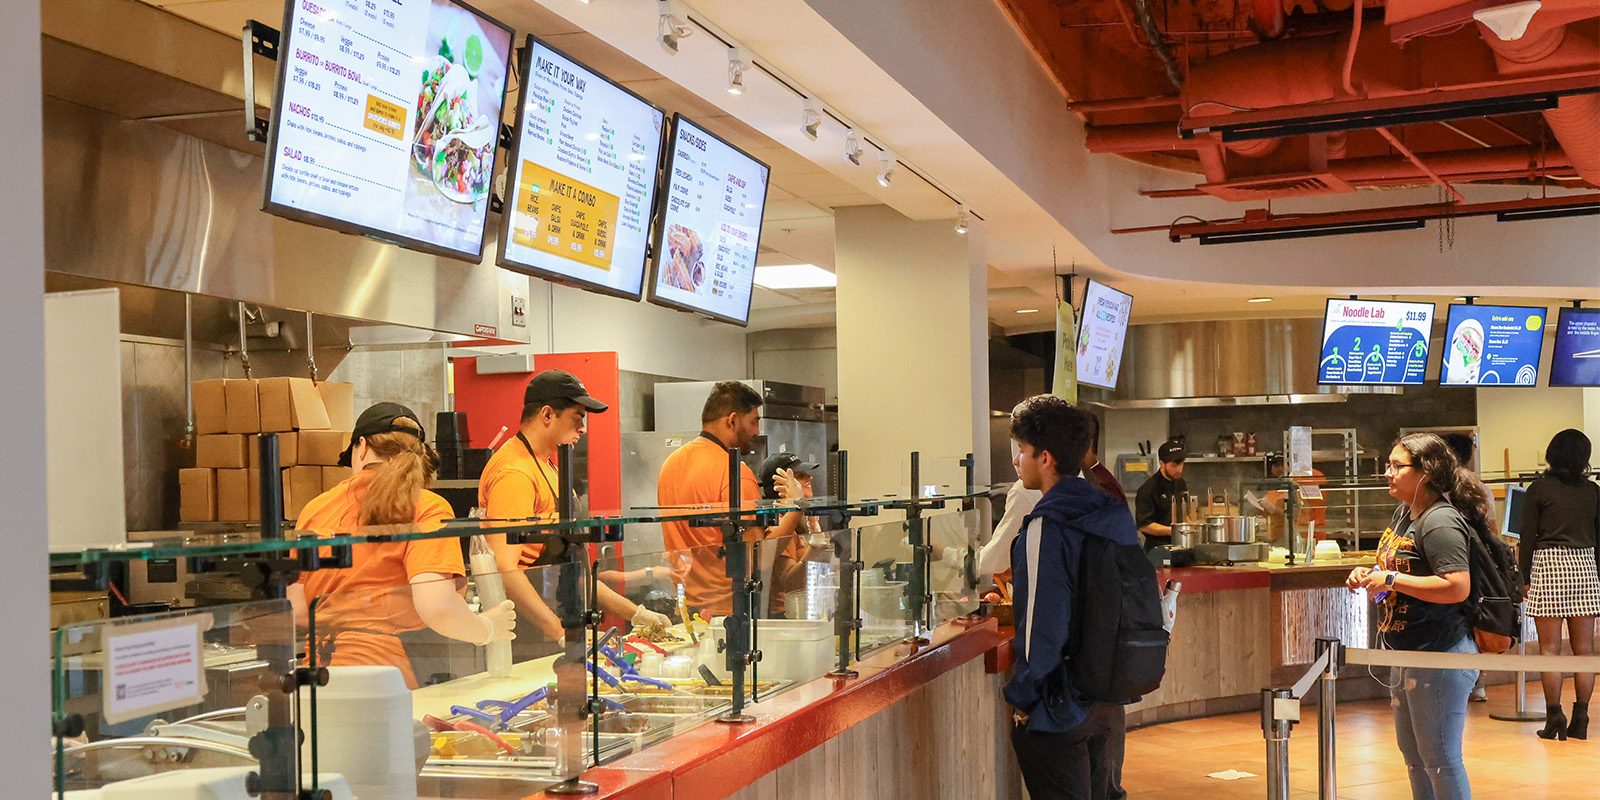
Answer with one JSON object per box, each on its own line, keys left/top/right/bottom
{"left": 1318, "top": 299, "right": 1435, "bottom": 385}
{"left": 1440, "top": 304, "right": 1545, "bottom": 386}
{"left": 264, "top": 0, "right": 512, "bottom": 260}
{"left": 1551, "top": 306, "right": 1600, "bottom": 387}
{"left": 649, "top": 115, "right": 769, "bottom": 326}
{"left": 499, "top": 38, "right": 665, "bottom": 299}
{"left": 1075, "top": 280, "right": 1133, "bottom": 390}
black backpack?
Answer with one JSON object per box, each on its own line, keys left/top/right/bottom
{"left": 1456, "top": 510, "right": 1521, "bottom": 654}
{"left": 1064, "top": 531, "right": 1170, "bottom": 703}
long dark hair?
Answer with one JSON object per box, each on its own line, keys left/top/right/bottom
{"left": 1545, "top": 428, "right": 1592, "bottom": 485}
{"left": 1395, "top": 433, "right": 1491, "bottom": 532}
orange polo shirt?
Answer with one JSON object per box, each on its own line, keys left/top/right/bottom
{"left": 477, "top": 436, "right": 559, "bottom": 568}
{"left": 296, "top": 472, "right": 461, "bottom": 688}
{"left": 658, "top": 434, "right": 760, "bottom": 616}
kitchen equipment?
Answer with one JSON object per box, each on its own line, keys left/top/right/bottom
{"left": 1205, "top": 516, "right": 1253, "bottom": 544}
{"left": 299, "top": 666, "right": 418, "bottom": 800}
{"left": 1170, "top": 522, "right": 1204, "bottom": 549}
{"left": 1192, "top": 542, "right": 1270, "bottom": 565}
{"left": 702, "top": 618, "right": 832, "bottom": 684}
{"left": 1314, "top": 540, "right": 1343, "bottom": 560}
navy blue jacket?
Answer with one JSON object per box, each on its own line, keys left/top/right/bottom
{"left": 1002, "top": 476, "right": 1141, "bottom": 732}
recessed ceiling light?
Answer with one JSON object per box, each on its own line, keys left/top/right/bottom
{"left": 1452, "top": 297, "right": 1467, "bottom": 302}
{"left": 754, "top": 264, "right": 837, "bottom": 289}
{"left": 1247, "top": 297, "right": 1273, "bottom": 303}
{"left": 1015, "top": 308, "right": 1039, "bottom": 314}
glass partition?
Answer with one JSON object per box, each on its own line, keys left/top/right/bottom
{"left": 52, "top": 601, "right": 296, "bottom": 798}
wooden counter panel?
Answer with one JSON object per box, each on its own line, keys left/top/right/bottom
{"left": 1126, "top": 586, "right": 1270, "bottom": 720}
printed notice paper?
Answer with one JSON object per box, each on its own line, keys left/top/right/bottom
{"left": 102, "top": 617, "right": 208, "bottom": 724}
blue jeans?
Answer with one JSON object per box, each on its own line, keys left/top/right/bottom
{"left": 1390, "top": 636, "right": 1478, "bottom": 800}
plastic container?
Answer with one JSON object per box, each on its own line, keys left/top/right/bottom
{"left": 702, "top": 618, "right": 834, "bottom": 685}
{"left": 299, "top": 666, "right": 417, "bottom": 800}
{"left": 468, "top": 536, "right": 512, "bottom": 678}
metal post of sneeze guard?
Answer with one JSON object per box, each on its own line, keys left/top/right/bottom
{"left": 546, "top": 443, "right": 600, "bottom": 796}
{"left": 828, "top": 450, "right": 859, "bottom": 679}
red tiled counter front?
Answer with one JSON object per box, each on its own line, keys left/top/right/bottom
{"left": 528, "top": 618, "right": 1014, "bottom": 800}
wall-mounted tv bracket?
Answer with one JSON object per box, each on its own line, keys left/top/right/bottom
{"left": 243, "top": 21, "right": 281, "bottom": 143}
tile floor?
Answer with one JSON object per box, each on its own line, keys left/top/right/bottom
{"left": 1123, "top": 679, "right": 1600, "bottom": 799}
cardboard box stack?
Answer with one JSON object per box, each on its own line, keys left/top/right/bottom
{"left": 179, "top": 378, "right": 355, "bottom": 522}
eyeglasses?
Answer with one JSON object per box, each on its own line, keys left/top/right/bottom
{"left": 1385, "top": 461, "right": 1415, "bottom": 474}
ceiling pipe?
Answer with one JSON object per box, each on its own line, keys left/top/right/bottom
{"left": 1471, "top": 14, "right": 1600, "bottom": 185}
{"left": 1375, "top": 126, "right": 1466, "bottom": 201}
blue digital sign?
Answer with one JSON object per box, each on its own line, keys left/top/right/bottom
{"left": 1440, "top": 304, "right": 1546, "bottom": 386}
{"left": 1318, "top": 299, "right": 1435, "bottom": 386}
{"left": 1550, "top": 306, "right": 1600, "bottom": 388}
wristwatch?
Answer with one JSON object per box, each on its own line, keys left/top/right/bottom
{"left": 1384, "top": 571, "right": 1397, "bottom": 587}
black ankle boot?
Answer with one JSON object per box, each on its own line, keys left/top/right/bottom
{"left": 1539, "top": 706, "right": 1568, "bottom": 740}
{"left": 1568, "top": 703, "right": 1589, "bottom": 740}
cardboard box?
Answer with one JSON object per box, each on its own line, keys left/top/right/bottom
{"left": 257, "top": 378, "right": 295, "bottom": 432}
{"left": 224, "top": 379, "right": 260, "bottom": 434}
{"left": 284, "top": 465, "right": 324, "bottom": 520}
{"left": 299, "top": 430, "right": 351, "bottom": 466}
{"left": 246, "top": 468, "right": 263, "bottom": 522}
{"left": 195, "top": 434, "right": 248, "bottom": 469}
{"left": 320, "top": 466, "right": 353, "bottom": 491}
{"left": 289, "top": 378, "right": 331, "bottom": 430}
{"left": 193, "top": 380, "right": 229, "bottom": 436}
{"left": 216, "top": 469, "right": 251, "bottom": 521}
{"left": 248, "top": 433, "right": 299, "bottom": 469}
{"left": 317, "top": 382, "right": 355, "bottom": 431}
{"left": 178, "top": 468, "right": 216, "bottom": 523}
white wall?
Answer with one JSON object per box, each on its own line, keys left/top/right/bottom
{"left": 2, "top": 0, "right": 48, "bottom": 790}
{"left": 1477, "top": 387, "right": 1587, "bottom": 475}
{"left": 1104, "top": 408, "right": 1170, "bottom": 465}
{"left": 748, "top": 327, "right": 839, "bottom": 402}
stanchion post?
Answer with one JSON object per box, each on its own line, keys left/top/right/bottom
{"left": 1490, "top": 605, "right": 1546, "bottom": 723}
{"left": 1261, "top": 688, "right": 1294, "bottom": 800}
{"left": 1315, "top": 638, "right": 1341, "bottom": 800}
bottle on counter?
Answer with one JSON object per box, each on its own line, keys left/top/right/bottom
{"left": 469, "top": 535, "right": 513, "bottom": 678}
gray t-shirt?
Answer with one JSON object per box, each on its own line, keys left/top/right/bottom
{"left": 1377, "top": 502, "right": 1472, "bottom": 652}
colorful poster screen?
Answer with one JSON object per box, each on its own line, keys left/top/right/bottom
{"left": 1318, "top": 299, "right": 1435, "bottom": 385}
{"left": 1075, "top": 280, "right": 1133, "bottom": 390}
{"left": 647, "top": 115, "right": 770, "bottom": 327}
{"left": 1550, "top": 306, "right": 1600, "bottom": 387}
{"left": 497, "top": 37, "right": 665, "bottom": 299}
{"left": 263, "top": 0, "right": 513, "bottom": 260}
{"left": 1440, "top": 304, "right": 1545, "bottom": 386}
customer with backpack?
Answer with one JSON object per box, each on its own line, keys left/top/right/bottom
{"left": 1520, "top": 428, "right": 1600, "bottom": 740}
{"left": 1004, "top": 395, "right": 1148, "bottom": 800}
{"left": 1346, "top": 433, "right": 1485, "bottom": 800}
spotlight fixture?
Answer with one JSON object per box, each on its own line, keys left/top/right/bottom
{"left": 876, "top": 149, "right": 897, "bottom": 187}
{"left": 801, "top": 98, "right": 822, "bottom": 141}
{"left": 844, "top": 128, "right": 862, "bottom": 165}
{"left": 657, "top": 1, "right": 692, "bottom": 56}
{"left": 954, "top": 204, "right": 970, "bottom": 235}
{"left": 726, "top": 47, "right": 747, "bottom": 95}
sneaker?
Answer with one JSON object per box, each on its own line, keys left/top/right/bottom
{"left": 1470, "top": 686, "right": 1489, "bottom": 702}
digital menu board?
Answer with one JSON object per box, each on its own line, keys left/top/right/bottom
{"left": 1550, "top": 306, "right": 1600, "bottom": 387}
{"left": 1440, "top": 304, "right": 1546, "bottom": 386}
{"left": 1075, "top": 280, "right": 1133, "bottom": 390}
{"left": 263, "top": 0, "right": 513, "bottom": 260}
{"left": 1318, "top": 299, "right": 1435, "bottom": 385}
{"left": 497, "top": 37, "right": 666, "bottom": 300}
{"left": 647, "top": 114, "right": 770, "bottom": 326}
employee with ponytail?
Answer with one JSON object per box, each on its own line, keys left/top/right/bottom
{"left": 1347, "top": 433, "right": 1479, "bottom": 800}
{"left": 290, "top": 403, "right": 515, "bottom": 689}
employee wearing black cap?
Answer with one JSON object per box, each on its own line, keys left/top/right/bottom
{"left": 1134, "top": 440, "right": 1188, "bottom": 551}
{"left": 479, "top": 370, "right": 671, "bottom": 652}
{"left": 757, "top": 453, "right": 821, "bottom": 617}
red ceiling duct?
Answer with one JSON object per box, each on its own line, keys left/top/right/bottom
{"left": 1469, "top": 12, "right": 1600, "bottom": 185}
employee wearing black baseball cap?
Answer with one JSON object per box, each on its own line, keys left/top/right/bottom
{"left": 756, "top": 452, "right": 821, "bottom": 616}
{"left": 1134, "top": 440, "right": 1188, "bottom": 551}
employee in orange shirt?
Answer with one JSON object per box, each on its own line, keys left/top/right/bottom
{"left": 290, "top": 403, "right": 515, "bottom": 689}
{"left": 657, "top": 381, "right": 803, "bottom": 617}
{"left": 479, "top": 370, "right": 671, "bottom": 652}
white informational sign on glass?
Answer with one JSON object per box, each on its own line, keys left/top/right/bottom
{"left": 102, "top": 618, "right": 206, "bottom": 725}
{"left": 263, "top": 0, "right": 514, "bottom": 260}
{"left": 497, "top": 37, "right": 666, "bottom": 299}
{"left": 647, "top": 115, "right": 770, "bottom": 326}
{"left": 1075, "top": 280, "right": 1133, "bottom": 390}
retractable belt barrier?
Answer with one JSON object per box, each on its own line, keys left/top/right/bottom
{"left": 1262, "top": 640, "right": 1600, "bottom": 800}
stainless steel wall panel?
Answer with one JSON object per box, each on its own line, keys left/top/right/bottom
{"left": 1116, "top": 319, "right": 1343, "bottom": 401}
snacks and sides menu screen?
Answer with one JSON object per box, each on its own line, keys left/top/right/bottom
{"left": 264, "top": 0, "right": 512, "bottom": 260}
{"left": 1440, "top": 304, "right": 1545, "bottom": 386}
{"left": 1318, "top": 299, "right": 1435, "bottom": 385}
{"left": 1550, "top": 306, "right": 1600, "bottom": 387}
{"left": 497, "top": 38, "right": 665, "bottom": 299}
{"left": 648, "top": 115, "right": 769, "bottom": 326}
{"left": 1075, "top": 280, "right": 1133, "bottom": 390}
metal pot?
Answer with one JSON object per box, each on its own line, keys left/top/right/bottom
{"left": 1171, "top": 522, "right": 1204, "bottom": 549}
{"left": 1205, "top": 515, "right": 1253, "bottom": 544}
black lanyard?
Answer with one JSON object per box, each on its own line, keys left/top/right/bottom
{"left": 516, "top": 432, "right": 561, "bottom": 505}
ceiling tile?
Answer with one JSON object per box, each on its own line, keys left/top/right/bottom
{"left": 761, "top": 199, "right": 830, "bottom": 222}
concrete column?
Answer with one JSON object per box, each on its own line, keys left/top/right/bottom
{"left": 1, "top": 0, "right": 49, "bottom": 792}
{"left": 835, "top": 205, "right": 990, "bottom": 498}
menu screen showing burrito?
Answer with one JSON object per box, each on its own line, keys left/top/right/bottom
{"left": 1075, "top": 280, "right": 1133, "bottom": 390}
{"left": 1318, "top": 299, "right": 1434, "bottom": 385}
{"left": 647, "top": 114, "right": 769, "bottom": 326}
{"left": 263, "top": 0, "right": 513, "bottom": 260}
{"left": 1440, "top": 304, "right": 1545, "bottom": 386}
{"left": 1550, "top": 306, "right": 1600, "bottom": 387}
{"left": 497, "top": 38, "right": 665, "bottom": 299}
